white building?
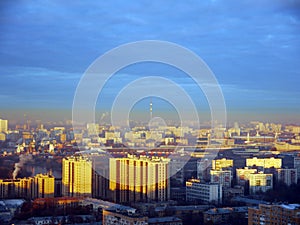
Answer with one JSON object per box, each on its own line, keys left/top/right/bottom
{"left": 186, "top": 179, "right": 222, "bottom": 204}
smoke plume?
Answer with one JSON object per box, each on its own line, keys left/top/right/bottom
{"left": 13, "top": 154, "right": 32, "bottom": 179}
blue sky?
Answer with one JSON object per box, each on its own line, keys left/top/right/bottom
{"left": 0, "top": 0, "right": 299, "bottom": 123}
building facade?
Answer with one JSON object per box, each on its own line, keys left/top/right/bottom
{"left": 212, "top": 158, "right": 233, "bottom": 171}
{"left": 109, "top": 154, "right": 170, "bottom": 203}
{"left": 0, "top": 173, "right": 54, "bottom": 199}
{"left": 248, "top": 173, "right": 273, "bottom": 194}
{"left": 248, "top": 204, "right": 300, "bottom": 225}
{"left": 236, "top": 167, "right": 257, "bottom": 185}
{"left": 246, "top": 157, "right": 282, "bottom": 169}
{"left": 210, "top": 170, "right": 232, "bottom": 187}
{"left": 0, "top": 119, "right": 8, "bottom": 133}
{"left": 276, "top": 168, "right": 297, "bottom": 186}
{"left": 186, "top": 179, "right": 222, "bottom": 204}
{"left": 103, "top": 208, "right": 148, "bottom": 225}
{"left": 62, "top": 156, "right": 92, "bottom": 197}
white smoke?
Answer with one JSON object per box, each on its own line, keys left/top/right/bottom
{"left": 13, "top": 154, "right": 33, "bottom": 179}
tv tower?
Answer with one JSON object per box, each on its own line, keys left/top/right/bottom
{"left": 150, "top": 98, "right": 153, "bottom": 120}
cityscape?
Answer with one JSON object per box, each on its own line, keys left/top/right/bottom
{"left": 0, "top": 119, "right": 300, "bottom": 224}
{"left": 1, "top": 1, "right": 300, "bottom": 225}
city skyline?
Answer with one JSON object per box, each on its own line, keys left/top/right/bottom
{"left": 0, "top": 1, "right": 300, "bottom": 123}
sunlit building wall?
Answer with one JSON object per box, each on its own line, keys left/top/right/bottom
{"left": 236, "top": 167, "right": 257, "bottom": 185}
{"left": 33, "top": 173, "right": 55, "bottom": 198}
{"left": 0, "top": 173, "right": 54, "bottom": 199}
{"left": 249, "top": 173, "right": 273, "bottom": 194}
{"left": 212, "top": 158, "right": 233, "bottom": 171}
{"left": 62, "top": 156, "right": 92, "bottom": 197}
{"left": 246, "top": 157, "right": 282, "bottom": 168}
{"left": 0, "top": 119, "right": 8, "bottom": 133}
{"left": 109, "top": 154, "right": 170, "bottom": 203}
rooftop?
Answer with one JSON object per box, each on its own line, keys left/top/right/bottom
{"left": 148, "top": 216, "right": 181, "bottom": 223}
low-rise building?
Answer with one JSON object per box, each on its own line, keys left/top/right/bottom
{"left": 248, "top": 204, "right": 300, "bottom": 225}
{"left": 103, "top": 208, "right": 148, "bottom": 225}
{"left": 148, "top": 216, "right": 182, "bottom": 225}
{"left": 186, "top": 179, "right": 222, "bottom": 204}
{"left": 203, "top": 206, "right": 248, "bottom": 225}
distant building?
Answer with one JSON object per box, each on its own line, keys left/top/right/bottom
{"left": 197, "top": 159, "right": 212, "bottom": 181}
{"left": 210, "top": 170, "right": 232, "bottom": 187}
{"left": 246, "top": 157, "right": 282, "bottom": 168}
{"left": 0, "top": 119, "right": 8, "bottom": 133}
{"left": 62, "top": 155, "right": 92, "bottom": 197}
{"left": 276, "top": 168, "right": 297, "bottom": 186}
{"left": 0, "top": 132, "right": 6, "bottom": 141}
{"left": 212, "top": 158, "right": 233, "bottom": 170}
{"left": 186, "top": 179, "right": 222, "bottom": 204}
{"left": 87, "top": 123, "right": 99, "bottom": 136}
{"left": 103, "top": 208, "right": 148, "bottom": 225}
{"left": 109, "top": 154, "right": 170, "bottom": 203}
{"left": 248, "top": 204, "right": 300, "bottom": 225}
{"left": 249, "top": 173, "right": 273, "bottom": 194}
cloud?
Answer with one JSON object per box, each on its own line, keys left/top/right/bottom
{"left": 0, "top": 0, "right": 299, "bottom": 117}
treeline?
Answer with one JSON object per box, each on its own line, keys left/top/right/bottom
{"left": 263, "top": 181, "right": 300, "bottom": 203}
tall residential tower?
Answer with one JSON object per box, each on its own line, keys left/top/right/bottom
{"left": 62, "top": 155, "right": 92, "bottom": 197}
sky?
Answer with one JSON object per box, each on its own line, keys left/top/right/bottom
{"left": 0, "top": 0, "right": 299, "bottom": 124}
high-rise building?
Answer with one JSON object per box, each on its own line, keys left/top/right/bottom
{"left": 275, "top": 168, "right": 297, "bottom": 186}
{"left": 109, "top": 154, "right": 170, "bottom": 203}
{"left": 197, "top": 158, "right": 212, "bottom": 181}
{"left": 186, "top": 179, "right": 222, "bottom": 204}
{"left": 0, "top": 119, "right": 8, "bottom": 133}
{"left": 212, "top": 158, "right": 233, "bottom": 171}
{"left": 294, "top": 156, "right": 300, "bottom": 182}
{"left": 87, "top": 123, "right": 99, "bottom": 136}
{"left": 33, "top": 173, "right": 55, "bottom": 199}
{"left": 249, "top": 173, "right": 273, "bottom": 194}
{"left": 62, "top": 155, "right": 92, "bottom": 197}
{"left": 210, "top": 170, "right": 232, "bottom": 187}
{"left": 0, "top": 174, "right": 54, "bottom": 199}
{"left": 246, "top": 157, "right": 282, "bottom": 169}
{"left": 248, "top": 204, "right": 300, "bottom": 225}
